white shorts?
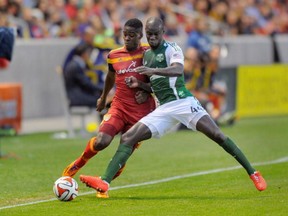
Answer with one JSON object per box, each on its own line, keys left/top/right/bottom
{"left": 139, "top": 97, "right": 209, "bottom": 138}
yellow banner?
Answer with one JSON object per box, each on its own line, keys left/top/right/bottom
{"left": 236, "top": 65, "right": 288, "bottom": 117}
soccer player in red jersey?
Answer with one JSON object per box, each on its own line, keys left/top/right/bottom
{"left": 62, "top": 18, "right": 155, "bottom": 198}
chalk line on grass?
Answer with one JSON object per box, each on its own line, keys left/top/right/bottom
{"left": 0, "top": 156, "right": 287, "bottom": 210}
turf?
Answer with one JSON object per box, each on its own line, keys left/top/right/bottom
{"left": 0, "top": 116, "right": 287, "bottom": 216}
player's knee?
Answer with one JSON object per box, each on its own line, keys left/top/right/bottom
{"left": 121, "top": 133, "right": 129, "bottom": 144}
{"left": 120, "top": 132, "right": 135, "bottom": 147}
{"left": 93, "top": 134, "right": 112, "bottom": 151}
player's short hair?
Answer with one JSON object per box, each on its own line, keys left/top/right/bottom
{"left": 124, "top": 18, "right": 143, "bottom": 30}
{"left": 146, "top": 17, "right": 164, "bottom": 30}
{"left": 74, "top": 43, "right": 92, "bottom": 56}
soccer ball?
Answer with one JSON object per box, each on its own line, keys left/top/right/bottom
{"left": 53, "top": 176, "right": 79, "bottom": 201}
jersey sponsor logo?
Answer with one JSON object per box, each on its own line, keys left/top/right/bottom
{"left": 116, "top": 61, "right": 137, "bottom": 74}
{"left": 156, "top": 54, "right": 164, "bottom": 62}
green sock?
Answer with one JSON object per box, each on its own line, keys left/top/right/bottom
{"left": 101, "top": 144, "right": 133, "bottom": 183}
{"left": 221, "top": 137, "right": 255, "bottom": 175}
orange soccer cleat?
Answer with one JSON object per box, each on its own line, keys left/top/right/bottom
{"left": 62, "top": 160, "right": 81, "bottom": 178}
{"left": 79, "top": 175, "right": 109, "bottom": 192}
{"left": 96, "top": 191, "right": 109, "bottom": 198}
{"left": 250, "top": 171, "right": 267, "bottom": 191}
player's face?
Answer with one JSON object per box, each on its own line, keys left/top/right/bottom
{"left": 145, "top": 25, "right": 164, "bottom": 49}
{"left": 123, "top": 26, "right": 141, "bottom": 51}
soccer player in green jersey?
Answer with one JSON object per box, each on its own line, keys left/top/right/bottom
{"left": 80, "top": 17, "right": 267, "bottom": 194}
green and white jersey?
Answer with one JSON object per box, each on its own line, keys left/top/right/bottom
{"left": 143, "top": 40, "right": 192, "bottom": 105}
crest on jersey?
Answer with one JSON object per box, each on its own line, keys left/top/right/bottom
{"left": 103, "top": 114, "right": 111, "bottom": 121}
{"left": 178, "top": 90, "right": 185, "bottom": 97}
{"left": 155, "top": 54, "right": 164, "bottom": 62}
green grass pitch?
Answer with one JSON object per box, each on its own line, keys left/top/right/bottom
{"left": 0, "top": 116, "right": 287, "bottom": 216}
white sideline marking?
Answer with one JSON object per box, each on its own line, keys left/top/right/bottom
{"left": 0, "top": 156, "right": 287, "bottom": 210}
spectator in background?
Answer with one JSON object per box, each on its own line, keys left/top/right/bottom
{"left": 28, "top": 8, "right": 49, "bottom": 38}
{"left": 48, "top": 9, "right": 69, "bottom": 38}
{"left": 224, "top": 9, "right": 241, "bottom": 36}
{"left": 62, "top": 26, "right": 96, "bottom": 71}
{"left": 185, "top": 16, "right": 235, "bottom": 126}
{"left": 194, "top": 0, "right": 211, "bottom": 16}
{"left": 184, "top": 46, "right": 232, "bottom": 126}
{"left": 2, "top": 0, "right": 288, "bottom": 39}
{"left": 64, "top": 0, "right": 78, "bottom": 20}
{"left": 0, "top": 9, "right": 9, "bottom": 27}
{"left": 6, "top": 1, "right": 28, "bottom": 37}
{"left": 209, "top": 1, "right": 228, "bottom": 23}
{"left": 63, "top": 43, "right": 102, "bottom": 107}
{"left": 0, "top": 26, "right": 15, "bottom": 69}
{"left": 163, "top": 6, "right": 182, "bottom": 37}
{"left": 239, "top": 13, "right": 258, "bottom": 34}
{"left": 187, "top": 16, "right": 212, "bottom": 57}
{"left": 62, "top": 25, "right": 118, "bottom": 97}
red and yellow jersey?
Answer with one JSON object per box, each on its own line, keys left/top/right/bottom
{"left": 107, "top": 43, "right": 154, "bottom": 113}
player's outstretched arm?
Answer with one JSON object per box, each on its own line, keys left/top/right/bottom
{"left": 135, "top": 63, "right": 183, "bottom": 77}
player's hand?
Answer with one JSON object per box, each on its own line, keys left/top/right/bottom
{"left": 125, "top": 76, "right": 139, "bottom": 88}
{"left": 134, "top": 66, "right": 155, "bottom": 76}
{"left": 96, "top": 97, "right": 106, "bottom": 112}
{"left": 135, "top": 90, "right": 149, "bottom": 104}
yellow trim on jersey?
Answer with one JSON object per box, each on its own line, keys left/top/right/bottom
{"left": 141, "top": 42, "right": 149, "bottom": 47}
{"left": 107, "top": 53, "right": 144, "bottom": 64}
{"left": 110, "top": 46, "right": 125, "bottom": 53}
{"left": 107, "top": 43, "right": 150, "bottom": 64}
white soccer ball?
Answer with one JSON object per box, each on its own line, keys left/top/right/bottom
{"left": 53, "top": 176, "right": 79, "bottom": 201}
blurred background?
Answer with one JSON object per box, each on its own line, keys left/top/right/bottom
{"left": 0, "top": 0, "right": 288, "bottom": 135}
